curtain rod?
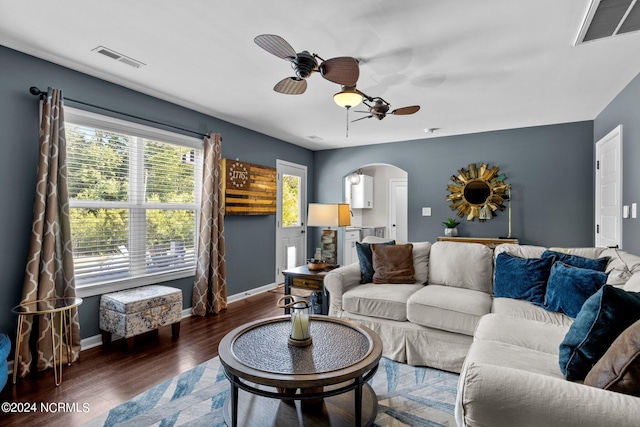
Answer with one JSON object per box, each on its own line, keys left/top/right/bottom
{"left": 29, "top": 86, "right": 209, "bottom": 139}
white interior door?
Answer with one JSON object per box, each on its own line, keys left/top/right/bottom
{"left": 389, "top": 179, "right": 408, "bottom": 242}
{"left": 595, "top": 125, "right": 622, "bottom": 248}
{"left": 276, "top": 160, "right": 307, "bottom": 283}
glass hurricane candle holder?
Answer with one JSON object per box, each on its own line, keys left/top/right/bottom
{"left": 277, "top": 295, "right": 312, "bottom": 346}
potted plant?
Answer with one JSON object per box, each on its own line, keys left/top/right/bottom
{"left": 442, "top": 217, "right": 460, "bottom": 237}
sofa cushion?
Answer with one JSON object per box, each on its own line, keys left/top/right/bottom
{"left": 559, "top": 285, "right": 640, "bottom": 381}
{"left": 428, "top": 241, "right": 493, "bottom": 293}
{"left": 458, "top": 358, "right": 640, "bottom": 427}
{"left": 494, "top": 252, "right": 555, "bottom": 305}
{"left": 355, "top": 240, "right": 395, "bottom": 283}
{"left": 410, "top": 241, "right": 431, "bottom": 285}
{"left": 601, "top": 247, "right": 640, "bottom": 286}
{"left": 547, "top": 247, "right": 607, "bottom": 259}
{"left": 544, "top": 261, "right": 608, "bottom": 318}
{"left": 624, "top": 274, "right": 640, "bottom": 292}
{"left": 342, "top": 283, "right": 424, "bottom": 321}
{"left": 474, "top": 313, "right": 569, "bottom": 355}
{"left": 494, "top": 243, "right": 546, "bottom": 259}
{"left": 584, "top": 319, "right": 640, "bottom": 396}
{"left": 465, "top": 340, "right": 565, "bottom": 379}
{"left": 491, "top": 297, "right": 574, "bottom": 328}
{"left": 372, "top": 243, "right": 415, "bottom": 284}
{"left": 542, "top": 249, "right": 610, "bottom": 272}
{"left": 407, "top": 285, "right": 491, "bottom": 335}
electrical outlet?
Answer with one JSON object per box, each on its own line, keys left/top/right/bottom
{"left": 422, "top": 207, "right": 431, "bottom": 216}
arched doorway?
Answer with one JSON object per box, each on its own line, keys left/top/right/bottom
{"left": 343, "top": 164, "right": 408, "bottom": 263}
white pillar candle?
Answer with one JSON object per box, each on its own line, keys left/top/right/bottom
{"left": 291, "top": 311, "right": 309, "bottom": 340}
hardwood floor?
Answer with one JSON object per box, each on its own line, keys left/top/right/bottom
{"left": 0, "top": 291, "right": 283, "bottom": 427}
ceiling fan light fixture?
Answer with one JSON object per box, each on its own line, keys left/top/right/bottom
{"left": 334, "top": 86, "right": 363, "bottom": 109}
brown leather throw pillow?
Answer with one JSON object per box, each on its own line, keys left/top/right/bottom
{"left": 372, "top": 243, "right": 415, "bottom": 284}
{"left": 583, "top": 318, "right": 640, "bottom": 396}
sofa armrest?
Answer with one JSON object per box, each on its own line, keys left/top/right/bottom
{"left": 456, "top": 362, "right": 640, "bottom": 427}
{"left": 324, "top": 263, "right": 362, "bottom": 315}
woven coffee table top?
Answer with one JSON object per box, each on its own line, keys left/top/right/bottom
{"left": 231, "top": 318, "right": 372, "bottom": 375}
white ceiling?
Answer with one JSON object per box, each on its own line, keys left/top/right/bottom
{"left": 2, "top": 0, "right": 640, "bottom": 150}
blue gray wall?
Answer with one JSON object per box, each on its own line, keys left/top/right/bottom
{"left": 595, "top": 72, "right": 640, "bottom": 255}
{"left": 0, "top": 46, "right": 313, "bottom": 338}
{"left": 2, "top": 42, "right": 638, "bottom": 342}
{"left": 313, "top": 122, "right": 595, "bottom": 248}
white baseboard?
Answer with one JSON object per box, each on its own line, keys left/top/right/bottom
{"left": 226, "top": 282, "right": 277, "bottom": 303}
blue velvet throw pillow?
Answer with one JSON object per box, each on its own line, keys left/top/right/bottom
{"left": 541, "top": 250, "right": 610, "bottom": 272}
{"left": 559, "top": 285, "right": 640, "bottom": 381}
{"left": 494, "top": 252, "right": 555, "bottom": 305}
{"left": 355, "top": 240, "right": 395, "bottom": 283}
{"left": 544, "top": 261, "right": 608, "bottom": 318}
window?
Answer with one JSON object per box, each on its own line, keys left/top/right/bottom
{"left": 64, "top": 108, "right": 203, "bottom": 296}
{"left": 281, "top": 174, "right": 301, "bottom": 227}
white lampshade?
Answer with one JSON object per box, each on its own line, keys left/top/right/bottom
{"left": 307, "top": 203, "right": 351, "bottom": 227}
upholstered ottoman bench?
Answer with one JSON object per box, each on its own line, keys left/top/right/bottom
{"left": 100, "top": 285, "right": 182, "bottom": 352}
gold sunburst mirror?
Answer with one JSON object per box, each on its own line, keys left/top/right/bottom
{"left": 446, "top": 163, "right": 510, "bottom": 221}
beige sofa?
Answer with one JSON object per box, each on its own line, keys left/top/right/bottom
{"left": 324, "top": 239, "right": 640, "bottom": 426}
{"left": 455, "top": 244, "right": 640, "bottom": 427}
{"left": 325, "top": 238, "right": 495, "bottom": 372}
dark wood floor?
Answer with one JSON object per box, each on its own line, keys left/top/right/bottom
{"left": 0, "top": 291, "right": 283, "bottom": 427}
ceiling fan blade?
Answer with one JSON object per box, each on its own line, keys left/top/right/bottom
{"left": 391, "top": 105, "right": 420, "bottom": 115}
{"left": 353, "top": 110, "right": 371, "bottom": 114}
{"left": 254, "top": 34, "right": 296, "bottom": 60}
{"left": 351, "top": 115, "right": 373, "bottom": 123}
{"left": 320, "top": 57, "right": 359, "bottom": 86}
{"left": 273, "top": 77, "right": 307, "bottom": 94}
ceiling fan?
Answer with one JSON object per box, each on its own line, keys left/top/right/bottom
{"left": 351, "top": 92, "right": 420, "bottom": 122}
{"left": 254, "top": 34, "right": 360, "bottom": 95}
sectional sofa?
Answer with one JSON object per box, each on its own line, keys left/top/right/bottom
{"left": 324, "top": 238, "right": 640, "bottom": 427}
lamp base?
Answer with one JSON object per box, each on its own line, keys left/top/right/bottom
{"left": 288, "top": 336, "right": 312, "bottom": 347}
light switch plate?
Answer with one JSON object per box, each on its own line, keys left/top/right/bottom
{"left": 633, "top": 203, "right": 637, "bottom": 219}
{"left": 624, "top": 205, "right": 630, "bottom": 218}
{"left": 422, "top": 207, "right": 431, "bottom": 216}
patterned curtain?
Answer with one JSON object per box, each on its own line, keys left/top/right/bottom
{"left": 192, "top": 133, "right": 227, "bottom": 316}
{"left": 17, "top": 88, "right": 80, "bottom": 377}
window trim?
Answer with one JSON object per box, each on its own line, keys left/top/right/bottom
{"left": 65, "top": 107, "right": 203, "bottom": 298}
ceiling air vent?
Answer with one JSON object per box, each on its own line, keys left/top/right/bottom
{"left": 92, "top": 46, "right": 146, "bottom": 68}
{"left": 577, "top": 0, "right": 640, "bottom": 44}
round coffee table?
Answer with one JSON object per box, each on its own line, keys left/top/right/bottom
{"left": 218, "top": 315, "right": 383, "bottom": 427}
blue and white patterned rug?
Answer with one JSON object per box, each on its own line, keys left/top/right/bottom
{"left": 85, "top": 356, "right": 458, "bottom": 426}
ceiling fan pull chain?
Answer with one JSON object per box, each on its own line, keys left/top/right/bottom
{"left": 346, "top": 107, "right": 350, "bottom": 137}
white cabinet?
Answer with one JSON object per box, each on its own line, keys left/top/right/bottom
{"left": 343, "top": 230, "right": 360, "bottom": 266}
{"left": 351, "top": 175, "right": 373, "bottom": 209}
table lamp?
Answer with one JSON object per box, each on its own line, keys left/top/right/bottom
{"left": 307, "top": 203, "right": 351, "bottom": 265}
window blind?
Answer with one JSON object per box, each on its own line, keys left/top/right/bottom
{"left": 64, "top": 108, "right": 202, "bottom": 288}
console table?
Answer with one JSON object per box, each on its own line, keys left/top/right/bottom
{"left": 283, "top": 265, "right": 329, "bottom": 315}
{"left": 437, "top": 236, "right": 518, "bottom": 249}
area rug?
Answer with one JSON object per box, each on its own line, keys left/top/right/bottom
{"left": 84, "top": 356, "right": 458, "bottom": 427}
